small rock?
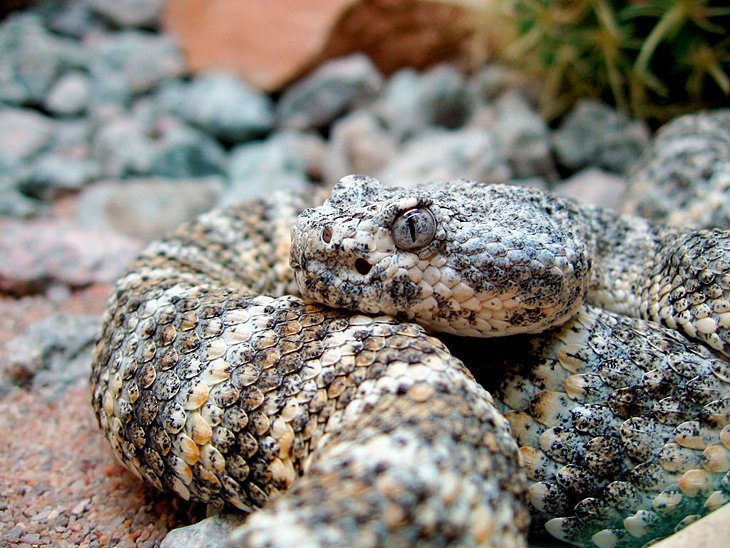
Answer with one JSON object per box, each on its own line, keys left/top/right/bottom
{"left": 88, "top": 0, "right": 165, "bottom": 28}
{"left": 324, "top": 109, "right": 397, "bottom": 185}
{"left": 492, "top": 91, "right": 556, "bottom": 181}
{"left": 0, "top": 14, "right": 88, "bottom": 105}
{"left": 161, "top": 513, "right": 246, "bottom": 548}
{"left": 2, "top": 314, "right": 99, "bottom": 397}
{"left": 553, "top": 168, "right": 627, "bottom": 210}
{"left": 88, "top": 30, "right": 186, "bottom": 104}
{"left": 552, "top": 99, "right": 650, "bottom": 173}
{"left": 92, "top": 115, "right": 154, "bottom": 177}
{"left": 42, "top": 0, "right": 99, "bottom": 39}
{"left": 377, "top": 128, "right": 511, "bottom": 189}
{"left": 470, "top": 64, "right": 532, "bottom": 103}
{"left": 0, "top": 107, "right": 55, "bottom": 166}
{"left": 376, "top": 65, "right": 475, "bottom": 142}
{"left": 20, "top": 155, "right": 98, "bottom": 199}
{"left": 276, "top": 54, "right": 383, "bottom": 130}
{"left": 0, "top": 179, "right": 48, "bottom": 218}
{"left": 76, "top": 178, "right": 224, "bottom": 240}
{"left": 44, "top": 71, "right": 92, "bottom": 116}
{"left": 224, "top": 131, "right": 326, "bottom": 205}
{"left": 148, "top": 122, "right": 227, "bottom": 178}
{"left": 179, "top": 72, "right": 274, "bottom": 142}
{"left": 0, "top": 217, "right": 141, "bottom": 295}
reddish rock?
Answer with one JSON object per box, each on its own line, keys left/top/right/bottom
{"left": 0, "top": 218, "right": 141, "bottom": 295}
{"left": 163, "top": 0, "right": 476, "bottom": 91}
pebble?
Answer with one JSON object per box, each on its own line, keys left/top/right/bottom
{"left": 323, "top": 109, "right": 397, "bottom": 185}
{"left": 553, "top": 167, "right": 628, "bottom": 209}
{"left": 0, "top": 107, "right": 55, "bottom": 166}
{"left": 377, "top": 128, "right": 512, "bottom": 188}
{"left": 20, "top": 154, "right": 98, "bottom": 199}
{"left": 76, "top": 178, "right": 224, "bottom": 240}
{"left": 2, "top": 314, "right": 99, "bottom": 397}
{"left": 0, "top": 217, "right": 141, "bottom": 295}
{"left": 91, "top": 115, "right": 154, "bottom": 177}
{"left": 276, "top": 54, "right": 384, "bottom": 130}
{"left": 161, "top": 513, "right": 246, "bottom": 548}
{"left": 148, "top": 122, "right": 227, "bottom": 178}
{"left": 87, "top": 0, "right": 164, "bottom": 28}
{"left": 552, "top": 99, "right": 651, "bottom": 173}
{"left": 0, "top": 14, "right": 88, "bottom": 105}
{"left": 178, "top": 72, "right": 275, "bottom": 143}
{"left": 223, "top": 130, "right": 326, "bottom": 205}
{"left": 491, "top": 90, "right": 556, "bottom": 181}
{"left": 376, "top": 64, "right": 475, "bottom": 142}
{"left": 44, "top": 71, "right": 92, "bottom": 116}
{"left": 88, "top": 30, "right": 185, "bottom": 103}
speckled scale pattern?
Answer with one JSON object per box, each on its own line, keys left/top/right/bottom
{"left": 480, "top": 304, "right": 730, "bottom": 546}
{"left": 90, "top": 192, "right": 528, "bottom": 546}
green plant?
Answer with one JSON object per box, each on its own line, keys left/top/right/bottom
{"left": 488, "top": 0, "right": 730, "bottom": 122}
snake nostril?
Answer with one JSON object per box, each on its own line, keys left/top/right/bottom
{"left": 321, "top": 226, "right": 333, "bottom": 244}
{"left": 355, "top": 258, "right": 372, "bottom": 276}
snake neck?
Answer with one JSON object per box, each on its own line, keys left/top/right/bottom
{"left": 583, "top": 205, "right": 729, "bottom": 357}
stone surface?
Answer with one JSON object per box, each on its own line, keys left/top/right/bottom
{"left": 377, "top": 128, "right": 511, "bottom": 188}
{"left": 552, "top": 99, "right": 651, "bottom": 173}
{"left": 88, "top": 30, "right": 186, "bottom": 106}
{"left": 148, "top": 122, "right": 227, "bottom": 178}
{"left": 2, "top": 314, "right": 99, "bottom": 398}
{"left": 92, "top": 114, "right": 155, "bottom": 177}
{"left": 223, "top": 131, "right": 326, "bottom": 205}
{"left": 178, "top": 72, "right": 274, "bottom": 142}
{"left": 88, "top": 0, "right": 165, "bottom": 28}
{"left": 553, "top": 167, "right": 628, "bottom": 210}
{"left": 0, "top": 179, "right": 47, "bottom": 218}
{"left": 44, "top": 71, "right": 92, "bottom": 116}
{"left": 276, "top": 54, "right": 383, "bottom": 130}
{"left": 0, "top": 107, "right": 55, "bottom": 167}
{"left": 0, "top": 218, "right": 141, "bottom": 295}
{"left": 161, "top": 513, "right": 245, "bottom": 548}
{"left": 376, "top": 64, "right": 475, "bottom": 142}
{"left": 491, "top": 90, "right": 556, "bottom": 180}
{"left": 324, "top": 109, "right": 397, "bottom": 185}
{"left": 19, "top": 154, "right": 99, "bottom": 199}
{"left": 76, "top": 178, "right": 224, "bottom": 240}
{"left": 0, "top": 14, "right": 88, "bottom": 105}
{"left": 163, "top": 0, "right": 475, "bottom": 92}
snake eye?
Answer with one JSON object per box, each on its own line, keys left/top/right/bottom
{"left": 391, "top": 207, "right": 436, "bottom": 251}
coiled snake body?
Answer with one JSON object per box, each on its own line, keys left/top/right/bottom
{"left": 91, "top": 112, "right": 730, "bottom": 546}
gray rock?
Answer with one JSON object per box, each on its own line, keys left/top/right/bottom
{"left": 0, "top": 178, "right": 48, "bottom": 218}
{"left": 376, "top": 65, "right": 475, "bottom": 142}
{"left": 88, "top": 0, "right": 165, "bottom": 28}
{"left": 19, "top": 154, "right": 98, "bottom": 199}
{"left": 88, "top": 30, "right": 186, "bottom": 106}
{"left": 552, "top": 99, "right": 650, "bottom": 173}
{"left": 149, "top": 123, "right": 227, "bottom": 178}
{"left": 179, "top": 72, "right": 274, "bottom": 143}
{"left": 0, "top": 217, "right": 141, "bottom": 295}
{"left": 0, "top": 107, "right": 55, "bottom": 167}
{"left": 76, "top": 178, "right": 224, "bottom": 240}
{"left": 324, "top": 109, "right": 397, "bottom": 185}
{"left": 0, "top": 14, "right": 88, "bottom": 105}
{"left": 2, "top": 314, "right": 100, "bottom": 399}
{"left": 276, "top": 54, "right": 383, "bottom": 130}
{"left": 553, "top": 168, "right": 627, "bottom": 210}
{"left": 42, "top": 0, "right": 100, "bottom": 39}
{"left": 92, "top": 114, "right": 155, "bottom": 177}
{"left": 377, "top": 128, "right": 511, "bottom": 189}
{"left": 44, "top": 71, "right": 92, "bottom": 116}
{"left": 223, "top": 131, "right": 325, "bottom": 205}
{"left": 161, "top": 513, "right": 245, "bottom": 548}
{"left": 492, "top": 91, "right": 557, "bottom": 181}
{"left": 470, "top": 64, "right": 531, "bottom": 103}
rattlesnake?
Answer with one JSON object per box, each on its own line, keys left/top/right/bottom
{"left": 90, "top": 111, "right": 730, "bottom": 546}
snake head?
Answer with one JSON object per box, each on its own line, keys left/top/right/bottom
{"left": 291, "top": 175, "right": 593, "bottom": 337}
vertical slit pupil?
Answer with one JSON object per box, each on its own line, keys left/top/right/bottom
{"left": 407, "top": 216, "right": 417, "bottom": 242}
